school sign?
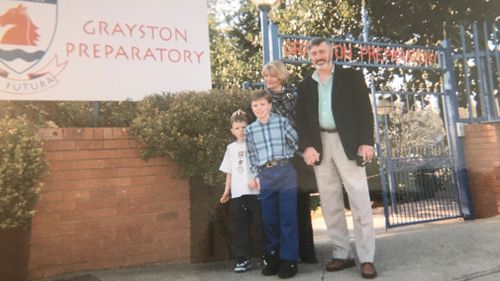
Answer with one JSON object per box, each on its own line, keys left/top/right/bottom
{"left": 0, "top": 0, "right": 211, "bottom": 100}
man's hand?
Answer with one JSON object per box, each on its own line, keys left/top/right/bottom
{"left": 303, "top": 147, "right": 320, "bottom": 166}
{"left": 357, "top": 145, "right": 375, "bottom": 162}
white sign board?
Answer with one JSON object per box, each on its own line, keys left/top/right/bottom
{"left": 0, "top": 0, "right": 211, "bottom": 100}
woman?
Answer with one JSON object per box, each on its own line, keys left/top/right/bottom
{"left": 261, "top": 60, "right": 319, "bottom": 264}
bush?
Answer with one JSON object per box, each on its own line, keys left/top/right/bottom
{"left": 130, "top": 90, "right": 252, "bottom": 260}
{"left": 0, "top": 116, "right": 47, "bottom": 230}
{"left": 130, "top": 90, "right": 251, "bottom": 187}
{"left": 0, "top": 100, "right": 139, "bottom": 128}
{"left": 128, "top": 93, "right": 175, "bottom": 159}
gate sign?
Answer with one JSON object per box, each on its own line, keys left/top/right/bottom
{"left": 0, "top": 0, "right": 211, "bottom": 101}
{"left": 281, "top": 37, "right": 441, "bottom": 69}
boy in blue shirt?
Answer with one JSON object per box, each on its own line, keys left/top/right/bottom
{"left": 245, "top": 89, "right": 299, "bottom": 279}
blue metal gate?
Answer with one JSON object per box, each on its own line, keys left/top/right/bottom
{"left": 453, "top": 22, "right": 500, "bottom": 123}
{"left": 263, "top": 21, "right": 499, "bottom": 228}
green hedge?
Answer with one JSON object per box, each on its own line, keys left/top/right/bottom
{"left": 130, "top": 90, "right": 251, "bottom": 187}
{"left": 0, "top": 100, "right": 138, "bottom": 128}
{"left": 0, "top": 116, "right": 47, "bottom": 230}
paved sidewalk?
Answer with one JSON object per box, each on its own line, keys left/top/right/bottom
{"left": 49, "top": 208, "right": 500, "bottom": 281}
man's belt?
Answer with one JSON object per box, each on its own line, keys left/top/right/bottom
{"left": 320, "top": 127, "right": 338, "bottom": 133}
{"left": 259, "top": 159, "right": 291, "bottom": 170}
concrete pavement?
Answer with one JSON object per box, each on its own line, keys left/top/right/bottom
{"left": 47, "top": 208, "right": 500, "bottom": 281}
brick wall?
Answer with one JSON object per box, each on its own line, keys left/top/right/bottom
{"left": 463, "top": 123, "right": 500, "bottom": 218}
{"left": 29, "top": 128, "right": 190, "bottom": 279}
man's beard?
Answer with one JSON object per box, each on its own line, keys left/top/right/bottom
{"left": 312, "top": 53, "right": 332, "bottom": 70}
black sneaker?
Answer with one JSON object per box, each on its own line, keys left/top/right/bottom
{"left": 278, "top": 260, "right": 298, "bottom": 279}
{"left": 234, "top": 257, "right": 251, "bottom": 273}
{"left": 261, "top": 251, "right": 279, "bottom": 276}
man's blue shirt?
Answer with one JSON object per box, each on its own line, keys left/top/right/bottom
{"left": 312, "top": 69, "right": 337, "bottom": 129}
{"left": 245, "top": 113, "right": 298, "bottom": 174}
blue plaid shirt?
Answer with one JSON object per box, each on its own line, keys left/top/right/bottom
{"left": 245, "top": 113, "right": 298, "bottom": 174}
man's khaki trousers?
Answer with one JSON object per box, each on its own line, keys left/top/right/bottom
{"left": 313, "top": 131, "right": 375, "bottom": 263}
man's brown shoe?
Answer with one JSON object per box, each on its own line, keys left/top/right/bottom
{"left": 325, "top": 258, "right": 356, "bottom": 272}
{"left": 360, "top": 262, "right": 377, "bottom": 279}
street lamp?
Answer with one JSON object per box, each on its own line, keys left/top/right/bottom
{"left": 251, "top": 0, "right": 279, "bottom": 65}
{"left": 376, "top": 99, "right": 392, "bottom": 116}
{"left": 374, "top": 97, "right": 398, "bottom": 215}
{"left": 251, "top": 0, "right": 278, "bottom": 9}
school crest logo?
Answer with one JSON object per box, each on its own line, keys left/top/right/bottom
{"left": 0, "top": 0, "right": 66, "bottom": 95}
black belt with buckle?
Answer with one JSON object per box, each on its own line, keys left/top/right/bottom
{"left": 259, "top": 159, "right": 291, "bottom": 170}
{"left": 320, "top": 127, "right": 338, "bottom": 133}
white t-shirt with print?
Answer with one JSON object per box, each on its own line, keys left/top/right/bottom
{"left": 219, "top": 141, "right": 259, "bottom": 199}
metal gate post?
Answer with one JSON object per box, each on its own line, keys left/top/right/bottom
{"left": 441, "top": 38, "right": 475, "bottom": 220}
{"left": 258, "top": 5, "right": 271, "bottom": 65}
{"left": 269, "top": 22, "right": 280, "bottom": 61}
{"left": 370, "top": 83, "right": 392, "bottom": 228}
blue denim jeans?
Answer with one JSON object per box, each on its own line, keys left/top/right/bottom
{"left": 258, "top": 163, "right": 298, "bottom": 261}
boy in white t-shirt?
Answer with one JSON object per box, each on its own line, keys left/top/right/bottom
{"left": 219, "top": 111, "right": 265, "bottom": 273}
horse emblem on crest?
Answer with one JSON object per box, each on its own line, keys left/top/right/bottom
{"left": 0, "top": 4, "right": 40, "bottom": 46}
{"left": 0, "top": 0, "right": 58, "bottom": 77}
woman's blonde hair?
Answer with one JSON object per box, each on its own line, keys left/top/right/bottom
{"left": 261, "top": 60, "right": 290, "bottom": 83}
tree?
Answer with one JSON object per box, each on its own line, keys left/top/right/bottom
{"left": 208, "top": 0, "right": 263, "bottom": 89}
{"left": 273, "top": 0, "right": 363, "bottom": 38}
{"left": 208, "top": 0, "right": 498, "bottom": 89}
{"left": 366, "top": 0, "right": 499, "bottom": 45}
{"left": 271, "top": 0, "right": 366, "bottom": 84}
{"left": 271, "top": 0, "right": 498, "bottom": 46}
{"left": 366, "top": 0, "right": 499, "bottom": 112}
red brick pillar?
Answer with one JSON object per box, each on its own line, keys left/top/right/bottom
{"left": 463, "top": 123, "right": 500, "bottom": 218}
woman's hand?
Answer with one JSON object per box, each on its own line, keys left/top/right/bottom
{"left": 232, "top": 109, "right": 246, "bottom": 117}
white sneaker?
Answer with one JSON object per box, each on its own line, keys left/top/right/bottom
{"left": 234, "top": 257, "right": 251, "bottom": 273}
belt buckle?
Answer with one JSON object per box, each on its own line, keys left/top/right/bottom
{"left": 265, "top": 161, "right": 273, "bottom": 168}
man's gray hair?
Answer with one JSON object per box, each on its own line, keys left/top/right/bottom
{"left": 308, "top": 37, "right": 331, "bottom": 50}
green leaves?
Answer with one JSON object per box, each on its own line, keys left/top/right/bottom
{"left": 209, "top": 0, "right": 498, "bottom": 90}
{"left": 0, "top": 116, "right": 47, "bottom": 230}
{"left": 0, "top": 100, "right": 139, "bottom": 128}
{"left": 209, "top": 0, "right": 262, "bottom": 89}
{"left": 129, "top": 90, "right": 251, "bottom": 187}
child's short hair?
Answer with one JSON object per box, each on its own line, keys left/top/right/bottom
{"left": 230, "top": 110, "right": 248, "bottom": 125}
{"left": 250, "top": 89, "right": 272, "bottom": 103}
